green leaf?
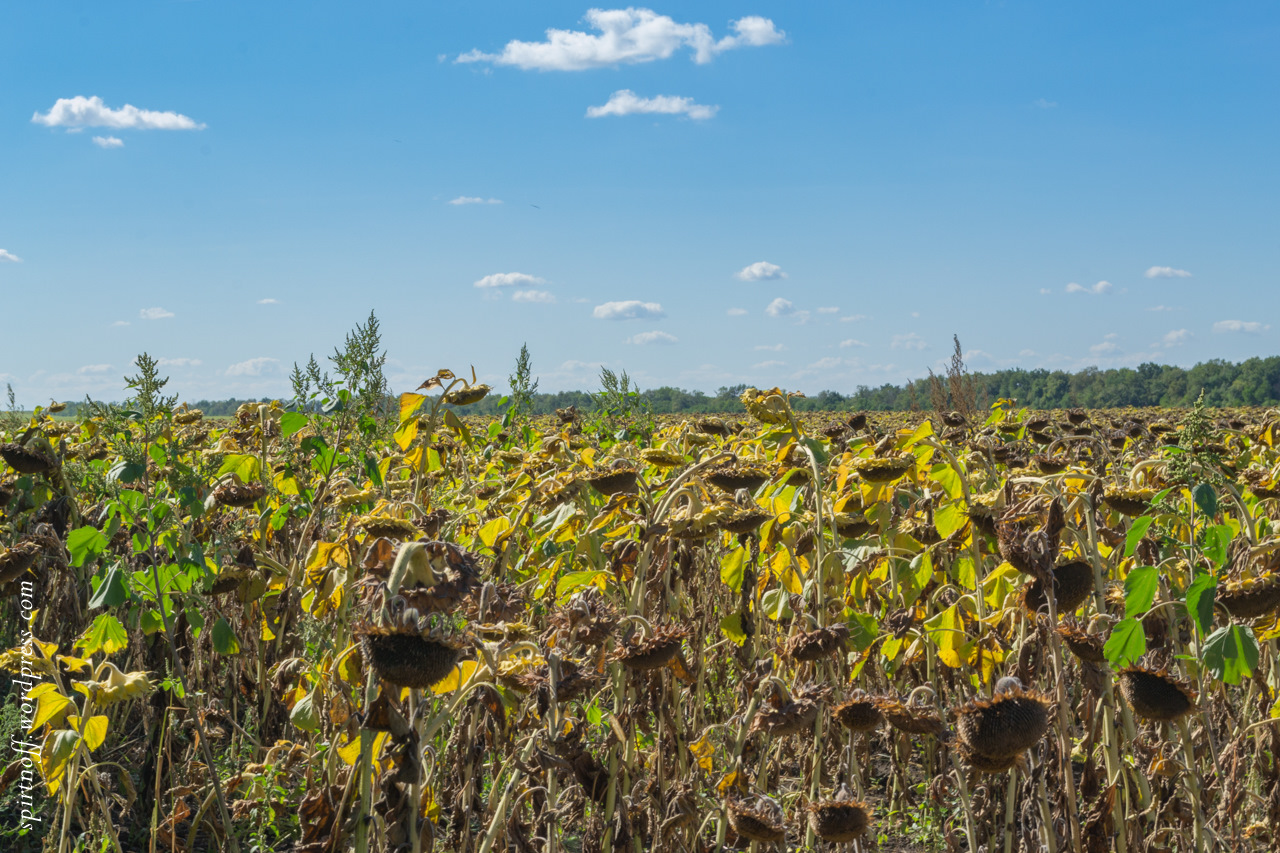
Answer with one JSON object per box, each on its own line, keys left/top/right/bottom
{"left": 1103, "top": 617, "right": 1147, "bottom": 668}
{"left": 77, "top": 613, "right": 129, "bottom": 656}
{"left": 555, "top": 570, "right": 607, "bottom": 600}
{"left": 280, "top": 411, "right": 308, "bottom": 438}
{"left": 211, "top": 617, "right": 241, "bottom": 655}
{"left": 845, "top": 612, "right": 879, "bottom": 651}
{"left": 800, "top": 437, "right": 829, "bottom": 466}
{"left": 1123, "top": 516, "right": 1153, "bottom": 559}
{"left": 934, "top": 502, "right": 966, "bottom": 540}
{"left": 720, "top": 547, "right": 746, "bottom": 593}
{"left": 1192, "top": 483, "right": 1219, "bottom": 518}
{"left": 1123, "top": 566, "right": 1159, "bottom": 618}
{"left": 1203, "top": 624, "right": 1259, "bottom": 685}
{"left": 719, "top": 614, "right": 747, "bottom": 646}
{"left": 140, "top": 609, "right": 164, "bottom": 634}
{"left": 67, "top": 526, "right": 109, "bottom": 568}
{"left": 1184, "top": 573, "right": 1217, "bottom": 637}
{"left": 1202, "top": 524, "right": 1233, "bottom": 568}
{"left": 761, "top": 588, "right": 793, "bottom": 621}
{"left": 217, "top": 453, "right": 261, "bottom": 484}
{"left": 107, "top": 460, "right": 145, "bottom": 484}
{"left": 88, "top": 564, "right": 129, "bottom": 609}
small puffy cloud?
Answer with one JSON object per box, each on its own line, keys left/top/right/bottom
{"left": 32, "top": 96, "right": 205, "bottom": 130}
{"left": 1090, "top": 341, "right": 1119, "bottom": 355}
{"left": 449, "top": 196, "right": 503, "bottom": 205}
{"left": 77, "top": 364, "right": 112, "bottom": 375}
{"left": 817, "top": 306, "right": 839, "bottom": 314}
{"left": 754, "top": 344, "right": 785, "bottom": 352}
{"left": 111, "top": 320, "right": 130, "bottom": 327}
{"left": 513, "top": 289, "right": 556, "bottom": 303}
{"left": 225, "top": 357, "right": 280, "bottom": 377}
{"left": 1039, "top": 288, "right": 1052, "bottom": 295}
{"left": 1147, "top": 305, "right": 1174, "bottom": 312}
{"left": 1065, "top": 280, "right": 1112, "bottom": 295}
{"left": 0, "top": 249, "right": 21, "bottom": 262}
{"left": 593, "top": 300, "right": 665, "bottom": 320}
{"left": 753, "top": 360, "right": 786, "bottom": 369}
{"left": 736, "top": 261, "right": 786, "bottom": 282}
{"left": 1162, "top": 329, "right": 1192, "bottom": 347}
{"left": 891, "top": 333, "right": 926, "bottom": 350}
{"left": 258, "top": 298, "right": 280, "bottom": 305}
{"left": 764, "top": 297, "right": 794, "bottom": 318}
{"left": 1033, "top": 98, "right": 1058, "bottom": 109}
{"left": 587, "top": 90, "right": 718, "bottom": 120}
{"left": 474, "top": 271, "right": 546, "bottom": 289}
{"left": 839, "top": 339, "right": 868, "bottom": 348}
{"left": 628, "top": 330, "right": 678, "bottom": 345}
{"left": 726, "top": 307, "right": 747, "bottom": 316}
{"left": 1144, "top": 266, "right": 1191, "bottom": 279}
{"left": 1213, "top": 320, "right": 1269, "bottom": 334}
{"left": 839, "top": 314, "right": 867, "bottom": 323}
{"left": 92, "top": 135, "right": 124, "bottom": 149}
{"left": 140, "top": 307, "right": 174, "bottom": 320}
{"left": 158, "top": 357, "right": 202, "bottom": 368}
{"left": 456, "top": 9, "right": 784, "bottom": 70}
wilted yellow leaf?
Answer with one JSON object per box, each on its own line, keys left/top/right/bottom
{"left": 67, "top": 714, "right": 108, "bottom": 752}
{"left": 688, "top": 730, "right": 714, "bottom": 773}
{"left": 28, "top": 684, "right": 73, "bottom": 732}
{"left": 432, "top": 660, "right": 480, "bottom": 695}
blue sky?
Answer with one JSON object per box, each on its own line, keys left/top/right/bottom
{"left": 1, "top": 1, "right": 1277, "bottom": 404}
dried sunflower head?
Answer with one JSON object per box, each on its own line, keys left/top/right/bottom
{"left": 1118, "top": 667, "right": 1197, "bottom": 722}
{"left": 1102, "top": 486, "right": 1155, "bottom": 517}
{"left": 442, "top": 384, "right": 490, "bottom": 406}
{"left": 610, "top": 624, "right": 690, "bottom": 670}
{"left": 807, "top": 789, "right": 870, "bottom": 843}
{"left": 1218, "top": 573, "right": 1280, "bottom": 620}
{"left": 784, "top": 624, "right": 848, "bottom": 662}
{"left": 704, "top": 463, "right": 771, "bottom": 494}
{"left": 740, "top": 388, "right": 791, "bottom": 425}
{"left": 0, "top": 442, "right": 56, "bottom": 475}
{"left": 833, "top": 689, "right": 883, "bottom": 732}
{"left": 357, "top": 621, "right": 464, "bottom": 690}
{"left": 1022, "top": 559, "right": 1094, "bottom": 616}
{"left": 727, "top": 794, "right": 785, "bottom": 843}
{"left": 0, "top": 540, "right": 41, "bottom": 584}
{"left": 955, "top": 680, "right": 1050, "bottom": 759}
{"left": 74, "top": 662, "right": 156, "bottom": 707}
{"left": 357, "top": 514, "right": 422, "bottom": 540}
{"left": 1057, "top": 624, "right": 1106, "bottom": 663}
{"left": 212, "top": 481, "right": 267, "bottom": 509}
{"left": 875, "top": 696, "right": 947, "bottom": 738}
{"left": 852, "top": 452, "right": 914, "bottom": 484}
{"left": 640, "top": 447, "right": 687, "bottom": 467}
{"left": 582, "top": 466, "right": 639, "bottom": 496}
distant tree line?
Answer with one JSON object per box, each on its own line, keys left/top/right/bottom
{"left": 44, "top": 356, "right": 1280, "bottom": 418}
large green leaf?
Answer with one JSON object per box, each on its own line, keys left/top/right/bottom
{"left": 1104, "top": 617, "right": 1147, "bottom": 668}
{"left": 719, "top": 614, "right": 747, "bottom": 646}
{"left": 720, "top": 546, "right": 746, "bottom": 593}
{"left": 1192, "top": 483, "right": 1219, "bottom": 518}
{"left": 88, "top": 564, "right": 129, "bottom": 609}
{"left": 1203, "top": 624, "right": 1259, "bottom": 685}
{"left": 211, "top": 617, "right": 242, "bottom": 655}
{"left": 1202, "top": 524, "right": 1233, "bottom": 568}
{"left": 217, "top": 453, "right": 261, "bottom": 484}
{"left": 1123, "top": 566, "right": 1159, "bottom": 618}
{"left": 77, "top": 613, "right": 129, "bottom": 656}
{"left": 67, "top": 526, "right": 109, "bottom": 568}
{"left": 280, "top": 411, "right": 308, "bottom": 438}
{"left": 1123, "top": 516, "right": 1153, "bottom": 559}
{"left": 1184, "top": 573, "right": 1217, "bottom": 637}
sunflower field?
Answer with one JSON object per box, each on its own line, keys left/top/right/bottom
{"left": 3, "top": 358, "right": 1280, "bottom": 852}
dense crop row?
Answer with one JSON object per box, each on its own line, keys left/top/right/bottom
{"left": 2, "top": 369, "right": 1280, "bottom": 852}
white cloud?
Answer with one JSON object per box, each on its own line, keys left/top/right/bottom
{"left": 92, "top": 135, "right": 124, "bottom": 149}
{"left": 764, "top": 297, "right": 794, "bottom": 318}
{"left": 32, "top": 96, "right": 205, "bottom": 131}
{"left": 0, "top": 249, "right": 21, "bottom": 263}
{"left": 76, "top": 364, "right": 111, "bottom": 375}
{"left": 593, "top": 300, "right": 665, "bottom": 320}
{"left": 839, "top": 314, "right": 866, "bottom": 323}
{"left": 111, "top": 320, "right": 130, "bottom": 327}
{"left": 1065, "top": 280, "right": 1112, "bottom": 295}
{"left": 628, "top": 330, "right": 678, "bottom": 345}
{"left": 258, "top": 298, "right": 280, "bottom": 305}
{"left": 587, "top": 90, "right": 718, "bottom": 120}
{"left": 1147, "top": 305, "right": 1174, "bottom": 312}
{"left": 817, "top": 306, "right": 839, "bottom": 314}
{"left": 449, "top": 196, "right": 503, "bottom": 205}
{"left": 891, "top": 333, "right": 927, "bottom": 350}
{"left": 456, "top": 9, "right": 784, "bottom": 70}
{"left": 1144, "top": 266, "right": 1191, "bottom": 279}
{"left": 1033, "top": 98, "right": 1058, "bottom": 109}
{"left": 1162, "top": 329, "right": 1192, "bottom": 347}
{"left": 139, "top": 307, "right": 174, "bottom": 320}
{"left": 1090, "top": 341, "right": 1119, "bottom": 355}
{"left": 1213, "top": 320, "right": 1269, "bottom": 334}
{"left": 474, "top": 271, "right": 546, "bottom": 289}
{"left": 225, "top": 357, "right": 280, "bottom": 377}
{"left": 726, "top": 307, "right": 747, "bottom": 316}
{"left": 512, "top": 289, "right": 556, "bottom": 303}
{"left": 839, "top": 339, "right": 868, "bottom": 348}
{"left": 158, "top": 357, "right": 202, "bottom": 368}
{"left": 808, "top": 356, "right": 844, "bottom": 370}
{"left": 753, "top": 360, "right": 786, "bottom": 369}
{"left": 1039, "top": 288, "right": 1052, "bottom": 295}
{"left": 736, "top": 261, "right": 786, "bottom": 282}
{"left": 754, "top": 344, "right": 786, "bottom": 352}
